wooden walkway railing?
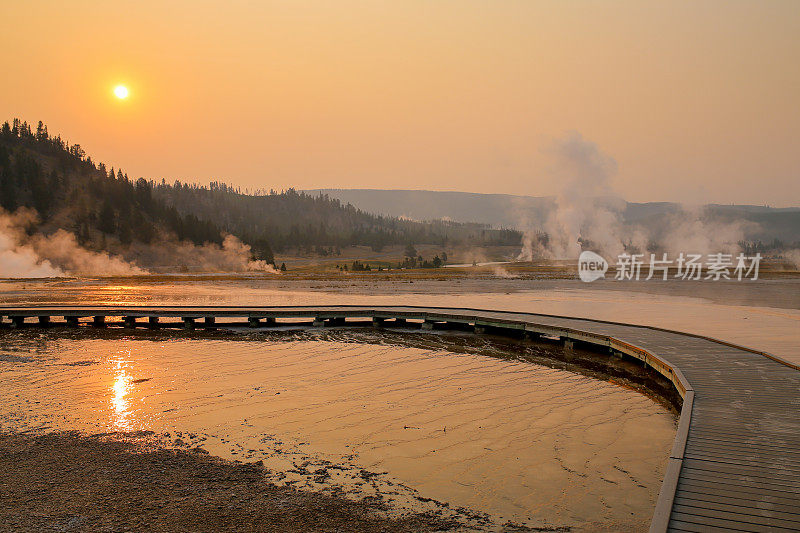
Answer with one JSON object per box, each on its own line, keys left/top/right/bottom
{"left": 1, "top": 305, "right": 798, "bottom": 532}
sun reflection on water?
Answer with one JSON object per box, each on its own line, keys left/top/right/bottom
{"left": 111, "top": 358, "right": 133, "bottom": 430}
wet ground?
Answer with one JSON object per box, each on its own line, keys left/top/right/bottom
{"left": 2, "top": 275, "right": 797, "bottom": 364}
{"left": 0, "top": 431, "right": 469, "bottom": 533}
{"left": 0, "top": 327, "right": 676, "bottom": 531}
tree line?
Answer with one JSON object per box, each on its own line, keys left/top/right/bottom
{"left": 1, "top": 119, "right": 222, "bottom": 253}
{"left": 0, "top": 119, "right": 522, "bottom": 262}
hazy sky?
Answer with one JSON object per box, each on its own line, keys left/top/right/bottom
{"left": 2, "top": 1, "right": 798, "bottom": 206}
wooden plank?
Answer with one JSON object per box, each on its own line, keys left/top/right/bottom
{"left": 671, "top": 504, "right": 800, "bottom": 529}
{"left": 685, "top": 442, "right": 800, "bottom": 460}
{"left": 682, "top": 451, "right": 800, "bottom": 470}
{"left": 674, "top": 494, "right": 800, "bottom": 518}
{"left": 677, "top": 487, "right": 800, "bottom": 509}
{"left": 679, "top": 468, "right": 800, "bottom": 489}
{"left": 680, "top": 464, "right": 800, "bottom": 487}
{"left": 678, "top": 471, "right": 800, "bottom": 493}
{"left": 650, "top": 457, "right": 685, "bottom": 533}
{"left": 669, "top": 511, "right": 797, "bottom": 532}
{"left": 667, "top": 518, "right": 764, "bottom": 532}
{"left": 686, "top": 429, "right": 800, "bottom": 446}
{"left": 681, "top": 459, "right": 800, "bottom": 482}
{"left": 686, "top": 436, "right": 800, "bottom": 453}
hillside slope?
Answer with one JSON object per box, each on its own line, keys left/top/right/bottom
{"left": 0, "top": 119, "right": 521, "bottom": 274}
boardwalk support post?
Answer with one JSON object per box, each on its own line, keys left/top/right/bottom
{"left": 503, "top": 327, "right": 525, "bottom": 339}
{"left": 66, "top": 316, "right": 80, "bottom": 327}
{"left": 148, "top": 316, "right": 159, "bottom": 329}
{"left": 203, "top": 316, "right": 216, "bottom": 328}
{"left": 38, "top": 316, "right": 50, "bottom": 326}
{"left": 312, "top": 317, "right": 325, "bottom": 327}
{"left": 474, "top": 325, "right": 487, "bottom": 334}
{"left": 123, "top": 316, "right": 137, "bottom": 328}
{"left": 372, "top": 317, "right": 385, "bottom": 328}
{"left": 248, "top": 317, "right": 261, "bottom": 328}
{"left": 10, "top": 316, "right": 24, "bottom": 328}
{"left": 93, "top": 316, "right": 105, "bottom": 327}
{"left": 421, "top": 320, "right": 436, "bottom": 330}
{"left": 561, "top": 336, "right": 573, "bottom": 350}
{"left": 183, "top": 317, "right": 196, "bottom": 330}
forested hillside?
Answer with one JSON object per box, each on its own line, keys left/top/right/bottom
{"left": 0, "top": 119, "right": 521, "bottom": 266}
{"left": 153, "top": 183, "right": 521, "bottom": 253}
{"left": 0, "top": 119, "right": 225, "bottom": 256}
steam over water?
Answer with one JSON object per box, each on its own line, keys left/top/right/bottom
{"left": 0, "top": 329, "right": 676, "bottom": 531}
{"left": 2, "top": 275, "right": 797, "bottom": 364}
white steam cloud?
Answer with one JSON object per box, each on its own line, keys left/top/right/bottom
{"left": 0, "top": 208, "right": 280, "bottom": 278}
{"left": 0, "top": 208, "right": 144, "bottom": 278}
{"left": 127, "top": 235, "right": 280, "bottom": 273}
{"left": 518, "top": 132, "right": 751, "bottom": 261}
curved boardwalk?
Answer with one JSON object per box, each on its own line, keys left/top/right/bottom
{"left": 1, "top": 305, "right": 798, "bottom": 532}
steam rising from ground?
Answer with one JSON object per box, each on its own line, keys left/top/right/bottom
{"left": 518, "top": 132, "right": 752, "bottom": 261}
{"left": 0, "top": 209, "right": 279, "bottom": 278}
{"left": 0, "top": 209, "right": 143, "bottom": 278}
{"left": 0, "top": 222, "right": 63, "bottom": 278}
{"left": 34, "top": 230, "right": 148, "bottom": 276}
{"left": 128, "top": 235, "right": 279, "bottom": 274}
{"left": 530, "top": 131, "right": 625, "bottom": 259}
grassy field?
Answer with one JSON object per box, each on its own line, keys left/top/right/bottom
{"left": 274, "top": 244, "right": 521, "bottom": 271}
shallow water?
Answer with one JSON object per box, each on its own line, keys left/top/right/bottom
{"left": 0, "top": 328, "right": 675, "bottom": 531}
{"left": 2, "top": 276, "right": 797, "bottom": 364}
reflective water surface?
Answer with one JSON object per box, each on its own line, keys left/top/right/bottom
{"left": 2, "top": 275, "right": 798, "bottom": 364}
{"left": 0, "top": 328, "right": 676, "bottom": 531}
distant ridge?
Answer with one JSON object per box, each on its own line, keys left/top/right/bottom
{"left": 303, "top": 189, "right": 553, "bottom": 228}
{"left": 304, "top": 189, "right": 800, "bottom": 243}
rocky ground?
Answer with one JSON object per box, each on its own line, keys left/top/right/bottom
{"left": 0, "top": 431, "right": 482, "bottom": 533}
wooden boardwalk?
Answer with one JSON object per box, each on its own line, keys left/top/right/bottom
{"left": 1, "top": 305, "right": 798, "bottom": 532}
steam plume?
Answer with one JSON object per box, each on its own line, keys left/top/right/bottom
{"left": 127, "top": 235, "right": 280, "bottom": 273}
{"left": 0, "top": 209, "right": 145, "bottom": 278}
{"left": 0, "top": 208, "right": 280, "bottom": 278}
{"left": 517, "top": 132, "right": 750, "bottom": 261}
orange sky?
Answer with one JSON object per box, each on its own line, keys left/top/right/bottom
{"left": 2, "top": 1, "right": 798, "bottom": 206}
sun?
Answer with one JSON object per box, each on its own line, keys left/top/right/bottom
{"left": 113, "top": 85, "right": 129, "bottom": 99}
